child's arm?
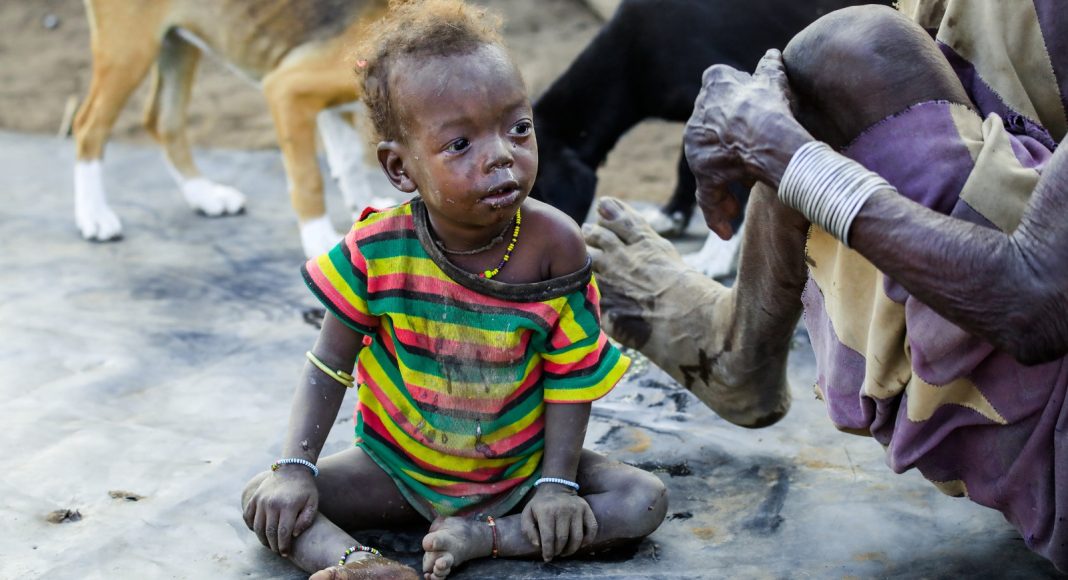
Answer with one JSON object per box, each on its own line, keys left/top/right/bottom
{"left": 521, "top": 401, "right": 598, "bottom": 562}
{"left": 243, "top": 313, "right": 363, "bottom": 558}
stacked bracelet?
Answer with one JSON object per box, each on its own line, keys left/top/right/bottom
{"left": 306, "top": 350, "right": 355, "bottom": 389}
{"left": 778, "top": 140, "right": 893, "bottom": 247}
{"left": 534, "top": 477, "right": 580, "bottom": 491}
{"left": 338, "top": 544, "right": 381, "bottom": 566}
{"left": 271, "top": 458, "right": 319, "bottom": 478}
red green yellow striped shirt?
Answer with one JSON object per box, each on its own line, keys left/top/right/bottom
{"left": 301, "top": 200, "right": 629, "bottom": 519}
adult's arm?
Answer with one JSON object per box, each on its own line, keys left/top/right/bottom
{"left": 848, "top": 153, "right": 1068, "bottom": 365}
{"left": 686, "top": 50, "right": 1068, "bottom": 365}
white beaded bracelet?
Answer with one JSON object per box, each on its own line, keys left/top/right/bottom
{"left": 534, "top": 476, "right": 580, "bottom": 491}
{"left": 271, "top": 457, "right": 319, "bottom": 478}
{"left": 778, "top": 140, "right": 893, "bottom": 247}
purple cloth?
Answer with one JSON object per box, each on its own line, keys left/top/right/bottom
{"left": 801, "top": 1, "right": 1068, "bottom": 568}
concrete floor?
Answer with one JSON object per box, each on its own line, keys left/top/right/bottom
{"left": 0, "top": 131, "right": 1060, "bottom": 579}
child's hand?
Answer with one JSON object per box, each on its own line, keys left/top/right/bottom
{"left": 243, "top": 467, "right": 319, "bottom": 558}
{"left": 520, "top": 484, "right": 598, "bottom": 561}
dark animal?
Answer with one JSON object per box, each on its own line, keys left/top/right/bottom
{"left": 532, "top": 0, "right": 893, "bottom": 229}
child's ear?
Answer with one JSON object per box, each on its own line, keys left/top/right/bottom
{"left": 377, "top": 142, "right": 418, "bottom": 193}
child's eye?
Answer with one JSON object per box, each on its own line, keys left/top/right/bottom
{"left": 510, "top": 121, "right": 533, "bottom": 136}
{"left": 446, "top": 138, "right": 470, "bottom": 153}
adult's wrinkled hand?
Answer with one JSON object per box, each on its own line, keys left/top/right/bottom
{"left": 684, "top": 49, "right": 811, "bottom": 239}
{"left": 243, "top": 468, "right": 319, "bottom": 558}
{"left": 521, "top": 484, "right": 597, "bottom": 562}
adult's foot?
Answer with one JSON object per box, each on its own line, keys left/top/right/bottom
{"left": 420, "top": 517, "right": 493, "bottom": 580}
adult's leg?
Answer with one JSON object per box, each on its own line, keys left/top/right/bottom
{"left": 783, "top": 4, "right": 971, "bottom": 147}
{"left": 419, "top": 449, "right": 668, "bottom": 579}
{"left": 242, "top": 447, "right": 423, "bottom": 579}
{"left": 585, "top": 186, "right": 807, "bottom": 428}
{"left": 583, "top": 5, "right": 974, "bottom": 428}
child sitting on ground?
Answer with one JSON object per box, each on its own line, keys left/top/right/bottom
{"left": 241, "top": 1, "right": 668, "bottom": 578}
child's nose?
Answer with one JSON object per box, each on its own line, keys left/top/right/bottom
{"left": 483, "top": 136, "right": 514, "bottom": 172}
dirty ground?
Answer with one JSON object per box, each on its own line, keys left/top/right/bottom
{"left": 0, "top": 132, "right": 1059, "bottom": 578}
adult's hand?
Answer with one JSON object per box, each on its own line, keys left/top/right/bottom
{"left": 684, "top": 49, "right": 813, "bottom": 239}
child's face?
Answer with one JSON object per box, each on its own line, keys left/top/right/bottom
{"left": 383, "top": 44, "right": 537, "bottom": 230}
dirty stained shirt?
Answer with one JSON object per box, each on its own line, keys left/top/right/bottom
{"left": 302, "top": 199, "right": 629, "bottom": 520}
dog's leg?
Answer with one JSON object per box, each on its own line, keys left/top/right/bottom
{"left": 683, "top": 223, "right": 744, "bottom": 280}
{"left": 318, "top": 104, "right": 370, "bottom": 213}
{"left": 144, "top": 31, "right": 246, "bottom": 217}
{"left": 263, "top": 59, "right": 357, "bottom": 257}
{"left": 72, "top": 4, "right": 163, "bottom": 240}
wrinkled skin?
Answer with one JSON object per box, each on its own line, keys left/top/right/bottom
{"left": 683, "top": 49, "right": 812, "bottom": 239}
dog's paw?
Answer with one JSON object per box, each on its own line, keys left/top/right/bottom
{"left": 300, "top": 215, "right": 344, "bottom": 258}
{"left": 181, "top": 178, "right": 247, "bottom": 216}
{"left": 74, "top": 160, "right": 123, "bottom": 241}
{"left": 637, "top": 206, "right": 687, "bottom": 238}
{"left": 75, "top": 201, "right": 123, "bottom": 241}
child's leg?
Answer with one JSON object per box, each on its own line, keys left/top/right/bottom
{"left": 421, "top": 449, "right": 667, "bottom": 579}
{"left": 242, "top": 447, "right": 424, "bottom": 579}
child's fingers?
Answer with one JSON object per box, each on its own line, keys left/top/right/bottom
{"left": 293, "top": 499, "right": 317, "bottom": 538}
{"left": 553, "top": 514, "right": 570, "bottom": 557}
{"left": 520, "top": 506, "right": 540, "bottom": 547}
{"left": 253, "top": 504, "right": 269, "bottom": 548}
{"left": 563, "top": 514, "right": 584, "bottom": 556}
{"left": 276, "top": 506, "right": 297, "bottom": 557}
{"left": 242, "top": 497, "right": 257, "bottom": 531}
{"left": 265, "top": 511, "right": 280, "bottom": 553}
{"left": 581, "top": 504, "right": 599, "bottom": 546}
{"left": 539, "top": 514, "right": 556, "bottom": 561}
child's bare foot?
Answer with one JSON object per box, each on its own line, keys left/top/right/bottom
{"left": 309, "top": 553, "right": 420, "bottom": 580}
{"left": 421, "top": 517, "right": 493, "bottom": 580}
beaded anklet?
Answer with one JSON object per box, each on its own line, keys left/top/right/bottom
{"left": 339, "top": 544, "right": 381, "bottom": 566}
{"left": 480, "top": 208, "right": 521, "bottom": 279}
{"left": 486, "top": 515, "right": 499, "bottom": 558}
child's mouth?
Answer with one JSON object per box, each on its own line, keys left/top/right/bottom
{"left": 480, "top": 182, "right": 521, "bottom": 208}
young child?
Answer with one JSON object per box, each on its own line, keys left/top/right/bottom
{"left": 241, "top": 1, "right": 667, "bottom": 578}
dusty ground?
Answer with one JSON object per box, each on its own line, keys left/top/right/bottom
{"left": 2, "top": 131, "right": 1056, "bottom": 579}
{"left": 0, "top": 0, "right": 681, "bottom": 207}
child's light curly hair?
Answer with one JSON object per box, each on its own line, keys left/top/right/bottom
{"left": 354, "top": 0, "right": 505, "bottom": 143}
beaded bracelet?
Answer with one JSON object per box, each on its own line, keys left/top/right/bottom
{"left": 534, "top": 477, "right": 580, "bottom": 491}
{"left": 305, "top": 350, "right": 355, "bottom": 389}
{"left": 339, "top": 544, "right": 381, "bottom": 566}
{"left": 271, "top": 457, "right": 319, "bottom": 478}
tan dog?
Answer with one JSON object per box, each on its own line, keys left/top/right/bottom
{"left": 74, "top": 0, "right": 389, "bottom": 257}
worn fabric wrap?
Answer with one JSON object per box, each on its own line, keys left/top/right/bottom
{"left": 802, "top": 0, "right": 1068, "bottom": 567}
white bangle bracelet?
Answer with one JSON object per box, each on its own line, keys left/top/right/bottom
{"left": 778, "top": 141, "right": 893, "bottom": 247}
{"left": 534, "top": 476, "right": 580, "bottom": 491}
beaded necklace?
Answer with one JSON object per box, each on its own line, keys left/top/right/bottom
{"left": 480, "top": 208, "right": 521, "bottom": 279}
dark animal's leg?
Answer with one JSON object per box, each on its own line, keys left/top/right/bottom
{"left": 657, "top": 147, "right": 697, "bottom": 236}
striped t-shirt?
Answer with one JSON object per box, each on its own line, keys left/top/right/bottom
{"left": 301, "top": 199, "right": 629, "bottom": 519}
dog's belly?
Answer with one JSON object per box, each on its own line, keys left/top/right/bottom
{"left": 170, "top": 0, "right": 381, "bottom": 78}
